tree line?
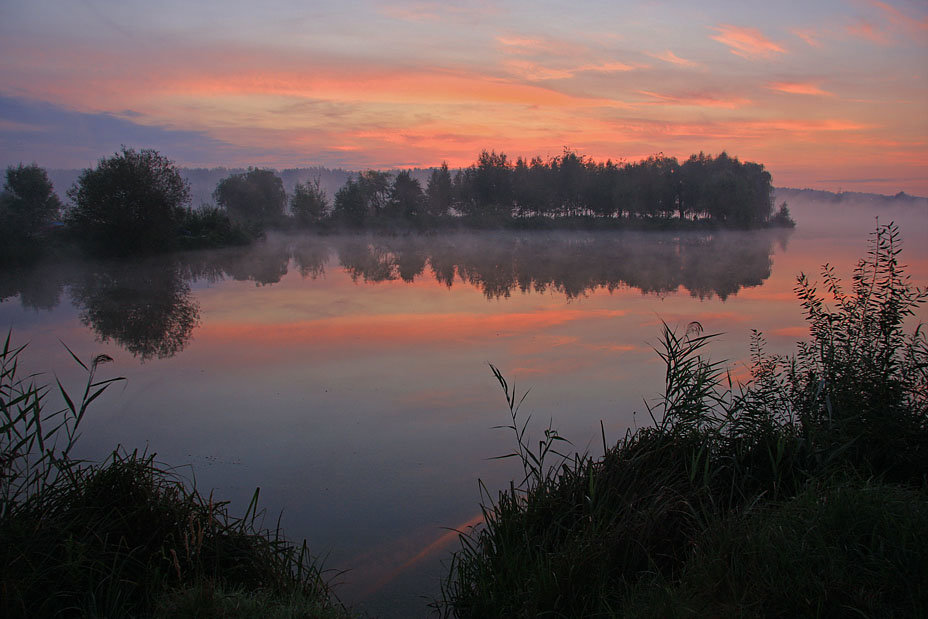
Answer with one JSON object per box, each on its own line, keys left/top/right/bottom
{"left": 328, "top": 149, "right": 792, "bottom": 228}
{"left": 1, "top": 147, "right": 793, "bottom": 261}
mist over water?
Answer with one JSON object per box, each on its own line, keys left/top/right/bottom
{"left": 0, "top": 192, "right": 925, "bottom": 616}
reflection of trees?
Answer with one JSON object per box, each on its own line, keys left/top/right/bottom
{"left": 70, "top": 260, "right": 200, "bottom": 361}
{"left": 1, "top": 229, "right": 791, "bottom": 359}
{"left": 333, "top": 230, "right": 790, "bottom": 300}
{"left": 0, "top": 261, "right": 71, "bottom": 310}
{"left": 180, "top": 236, "right": 299, "bottom": 286}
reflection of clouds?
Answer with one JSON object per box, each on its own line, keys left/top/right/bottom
{"left": 511, "top": 356, "right": 599, "bottom": 377}
{"left": 198, "top": 308, "right": 627, "bottom": 348}
{"left": 342, "top": 512, "right": 484, "bottom": 601}
{"left": 391, "top": 387, "right": 487, "bottom": 409}
{"left": 769, "top": 326, "right": 808, "bottom": 338}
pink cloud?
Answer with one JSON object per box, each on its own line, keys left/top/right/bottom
{"left": 847, "top": 19, "right": 889, "bottom": 44}
{"left": 380, "top": 1, "right": 497, "bottom": 23}
{"left": 868, "top": 1, "right": 928, "bottom": 36}
{"left": 495, "top": 35, "right": 579, "bottom": 57}
{"left": 791, "top": 28, "right": 823, "bottom": 48}
{"left": 638, "top": 90, "right": 752, "bottom": 109}
{"left": 648, "top": 50, "right": 700, "bottom": 67}
{"left": 767, "top": 81, "right": 833, "bottom": 96}
{"left": 710, "top": 24, "right": 786, "bottom": 59}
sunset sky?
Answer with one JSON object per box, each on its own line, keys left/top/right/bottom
{"left": 1, "top": 0, "right": 926, "bottom": 194}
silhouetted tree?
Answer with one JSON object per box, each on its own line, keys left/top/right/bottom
{"left": 66, "top": 148, "right": 190, "bottom": 256}
{"left": 290, "top": 178, "right": 329, "bottom": 227}
{"left": 472, "top": 150, "right": 513, "bottom": 217}
{"left": 2, "top": 164, "right": 61, "bottom": 234}
{"left": 213, "top": 168, "right": 286, "bottom": 228}
{"left": 388, "top": 171, "right": 425, "bottom": 221}
{"left": 553, "top": 149, "right": 588, "bottom": 216}
{"left": 426, "top": 162, "right": 453, "bottom": 217}
{"left": 0, "top": 163, "right": 62, "bottom": 261}
{"left": 332, "top": 178, "right": 368, "bottom": 227}
{"left": 357, "top": 170, "right": 392, "bottom": 216}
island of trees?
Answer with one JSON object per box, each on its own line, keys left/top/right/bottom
{"left": 1, "top": 147, "right": 794, "bottom": 261}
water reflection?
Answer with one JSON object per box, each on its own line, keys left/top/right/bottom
{"left": 70, "top": 260, "right": 200, "bottom": 361}
{"left": 0, "top": 229, "right": 789, "bottom": 359}
{"left": 332, "top": 230, "right": 790, "bottom": 301}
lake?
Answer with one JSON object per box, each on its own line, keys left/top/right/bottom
{"left": 1, "top": 195, "right": 926, "bottom": 616}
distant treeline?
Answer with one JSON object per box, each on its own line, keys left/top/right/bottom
{"left": 1, "top": 147, "right": 793, "bottom": 261}
{"left": 293, "top": 149, "right": 791, "bottom": 229}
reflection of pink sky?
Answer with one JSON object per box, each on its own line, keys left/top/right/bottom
{"left": 343, "top": 512, "right": 484, "bottom": 601}
{"left": 196, "top": 309, "right": 628, "bottom": 348}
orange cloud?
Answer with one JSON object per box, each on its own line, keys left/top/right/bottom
{"left": 847, "top": 19, "right": 889, "bottom": 44}
{"left": 710, "top": 24, "right": 787, "bottom": 59}
{"left": 767, "top": 82, "right": 833, "bottom": 96}
{"left": 506, "top": 59, "right": 636, "bottom": 81}
{"left": 868, "top": 1, "right": 928, "bottom": 36}
{"left": 791, "top": 28, "right": 823, "bottom": 48}
{"left": 648, "top": 50, "right": 700, "bottom": 67}
{"left": 496, "top": 35, "right": 579, "bottom": 57}
{"left": 168, "top": 69, "right": 622, "bottom": 109}
{"left": 638, "top": 90, "right": 751, "bottom": 109}
{"left": 504, "top": 60, "right": 575, "bottom": 81}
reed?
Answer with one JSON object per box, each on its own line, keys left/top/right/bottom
{"left": 0, "top": 333, "right": 345, "bottom": 618}
{"left": 441, "top": 222, "right": 928, "bottom": 617}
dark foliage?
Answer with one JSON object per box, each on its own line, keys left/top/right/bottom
{"left": 290, "top": 178, "right": 329, "bottom": 227}
{"left": 66, "top": 148, "right": 191, "bottom": 256}
{"left": 442, "top": 223, "right": 927, "bottom": 617}
{"left": 0, "top": 164, "right": 63, "bottom": 262}
{"left": 178, "top": 206, "right": 253, "bottom": 249}
{"left": 324, "top": 149, "right": 779, "bottom": 230}
{"left": 213, "top": 168, "right": 287, "bottom": 229}
{"left": 0, "top": 336, "right": 342, "bottom": 618}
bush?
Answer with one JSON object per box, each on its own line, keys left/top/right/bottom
{"left": 624, "top": 479, "right": 928, "bottom": 618}
{"left": 0, "top": 334, "right": 344, "bottom": 618}
{"left": 442, "top": 223, "right": 928, "bottom": 617}
{"left": 66, "top": 147, "right": 191, "bottom": 256}
{"left": 213, "top": 168, "right": 286, "bottom": 229}
{"left": 0, "top": 164, "right": 62, "bottom": 262}
{"left": 178, "top": 205, "right": 253, "bottom": 249}
{"left": 290, "top": 179, "right": 329, "bottom": 227}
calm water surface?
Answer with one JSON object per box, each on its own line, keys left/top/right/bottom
{"left": 1, "top": 198, "right": 925, "bottom": 616}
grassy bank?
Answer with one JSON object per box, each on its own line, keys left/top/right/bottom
{"left": 0, "top": 337, "right": 345, "bottom": 618}
{"left": 441, "top": 223, "right": 928, "bottom": 617}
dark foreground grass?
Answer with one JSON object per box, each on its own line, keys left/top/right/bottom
{"left": 0, "top": 335, "right": 345, "bottom": 618}
{"left": 441, "top": 223, "right": 928, "bottom": 617}
{"left": 623, "top": 478, "right": 928, "bottom": 618}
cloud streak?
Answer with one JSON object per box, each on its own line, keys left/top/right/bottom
{"left": 647, "top": 50, "right": 700, "bottom": 67}
{"left": 710, "top": 24, "right": 786, "bottom": 59}
{"left": 767, "top": 82, "right": 833, "bottom": 96}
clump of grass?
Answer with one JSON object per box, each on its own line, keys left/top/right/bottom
{"left": 0, "top": 333, "right": 345, "bottom": 618}
{"left": 441, "top": 222, "right": 928, "bottom": 617}
{"left": 623, "top": 478, "right": 928, "bottom": 618}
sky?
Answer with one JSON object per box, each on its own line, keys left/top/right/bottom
{"left": 1, "top": 0, "right": 926, "bottom": 194}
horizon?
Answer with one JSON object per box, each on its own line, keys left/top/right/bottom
{"left": 1, "top": 1, "right": 926, "bottom": 195}
{"left": 38, "top": 160, "right": 928, "bottom": 201}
